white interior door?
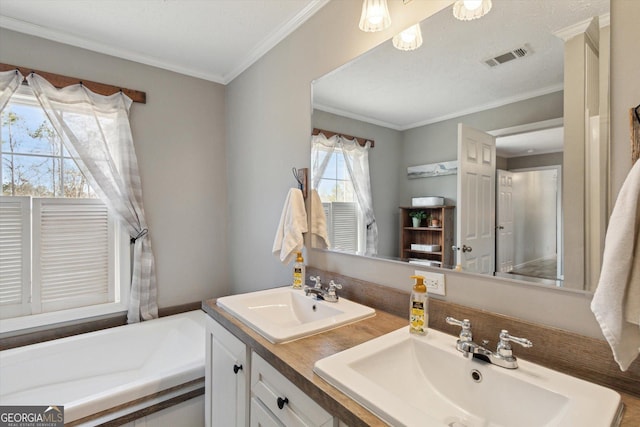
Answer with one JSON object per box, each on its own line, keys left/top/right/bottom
{"left": 496, "top": 170, "right": 514, "bottom": 272}
{"left": 456, "top": 123, "right": 496, "bottom": 273}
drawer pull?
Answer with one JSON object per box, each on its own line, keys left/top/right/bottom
{"left": 277, "top": 397, "right": 289, "bottom": 410}
{"left": 233, "top": 364, "right": 243, "bottom": 374}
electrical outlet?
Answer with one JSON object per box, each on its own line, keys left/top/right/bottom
{"left": 414, "top": 269, "right": 446, "bottom": 296}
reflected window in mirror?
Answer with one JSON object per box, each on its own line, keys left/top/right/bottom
{"left": 311, "top": 133, "right": 378, "bottom": 256}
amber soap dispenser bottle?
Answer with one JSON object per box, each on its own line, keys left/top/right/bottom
{"left": 292, "top": 251, "right": 305, "bottom": 289}
{"left": 409, "top": 275, "right": 428, "bottom": 335}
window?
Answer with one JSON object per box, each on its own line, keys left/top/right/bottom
{"left": 0, "top": 86, "right": 126, "bottom": 322}
{"left": 315, "top": 148, "right": 366, "bottom": 253}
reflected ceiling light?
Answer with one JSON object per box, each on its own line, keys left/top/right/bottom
{"left": 392, "top": 24, "right": 423, "bottom": 51}
{"left": 453, "top": 0, "right": 492, "bottom": 21}
{"left": 359, "top": 0, "right": 391, "bottom": 32}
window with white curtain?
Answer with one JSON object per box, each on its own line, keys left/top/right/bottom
{"left": 0, "top": 86, "right": 125, "bottom": 320}
{"left": 315, "top": 147, "right": 366, "bottom": 254}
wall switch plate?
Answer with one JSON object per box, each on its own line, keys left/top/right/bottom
{"left": 414, "top": 270, "right": 446, "bottom": 296}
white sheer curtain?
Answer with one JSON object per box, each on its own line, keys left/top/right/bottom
{"left": 25, "top": 73, "right": 157, "bottom": 323}
{"left": 311, "top": 133, "right": 378, "bottom": 255}
{"left": 0, "top": 70, "right": 22, "bottom": 110}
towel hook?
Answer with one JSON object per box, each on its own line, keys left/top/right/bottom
{"left": 292, "top": 167, "right": 303, "bottom": 188}
{"left": 291, "top": 167, "right": 308, "bottom": 199}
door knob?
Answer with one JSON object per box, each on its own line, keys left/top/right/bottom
{"left": 462, "top": 245, "right": 472, "bottom": 253}
{"left": 497, "top": 225, "right": 504, "bottom": 230}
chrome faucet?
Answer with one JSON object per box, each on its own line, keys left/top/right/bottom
{"left": 445, "top": 316, "right": 532, "bottom": 369}
{"left": 303, "top": 277, "right": 342, "bottom": 302}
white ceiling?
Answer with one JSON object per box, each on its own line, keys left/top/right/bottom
{"left": 0, "top": 0, "right": 329, "bottom": 84}
{"left": 496, "top": 126, "right": 564, "bottom": 158}
{"left": 0, "top": 0, "right": 608, "bottom": 157}
{"left": 312, "top": 0, "right": 609, "bottom": 133}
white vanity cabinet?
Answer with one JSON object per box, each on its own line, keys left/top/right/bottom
{"left": 251, "top": 352, "right": 334, "bottom": 427}
{"left": 205, "top": 316, "right": 250, "bottom": 427}
{"left": 206, "top": 316, "right": 344, "bottom": 427}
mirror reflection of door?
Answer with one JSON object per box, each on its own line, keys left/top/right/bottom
{"left": 497, "top": 170, "right": 514, "bottom": 273}
{"left": 456, "top": 123, "right": 496, "bottom": 273}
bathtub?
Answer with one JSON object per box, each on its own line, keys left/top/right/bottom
{"left": 0, "top": 310, "right": 206, "bottom": 425}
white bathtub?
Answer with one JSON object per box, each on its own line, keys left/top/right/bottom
{"left": 0, "top": 310, "right": 206, "bottom": 425}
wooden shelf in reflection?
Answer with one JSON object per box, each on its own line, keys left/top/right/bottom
{"left": 400, "top": 206, "right": 454, "bottom": 267}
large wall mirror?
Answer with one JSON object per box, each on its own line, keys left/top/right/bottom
{"left": 310, "top": 0, "right": 610, "bottom": 292}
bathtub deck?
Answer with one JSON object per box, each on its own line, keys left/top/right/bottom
{"left": 0, "top": 310, "right": 206, "bottom": 425}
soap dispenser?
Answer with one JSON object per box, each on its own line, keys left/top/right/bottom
{"left": 292, "top": 251, "right": 305, "bottom": 289}
{"left": 409, "top": 275, "right": 428, "bottom": 335}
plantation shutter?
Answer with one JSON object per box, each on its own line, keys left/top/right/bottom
{"left": 326, "top": 202, "right": 359, "bottom": 252}
{"left": 0, "top": 197, "right": 31, "bottom": 317}
{"left": 32, "top": 198, "right": 113, "bottom": 313}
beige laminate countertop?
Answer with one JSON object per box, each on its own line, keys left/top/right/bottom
{"left": 202, "top": 299, "right": 640, "bottom": 427}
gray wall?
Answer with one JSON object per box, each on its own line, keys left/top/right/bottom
{"left": 311, "top": 110, "right": 403, "bottom": 258}
{"left": 226, "top": 0, "right": 453, "bottom": 294}
{"left": 0, "top": 28, "right": 231, "bottom": 307}
{"left": 507, "top": 152, "right": 563, "bottom": 170}
{"left": 610, "top": 0, "right": 640, "bottom": 205}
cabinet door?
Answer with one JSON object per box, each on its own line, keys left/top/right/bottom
{"left": 206, "top": 316, "right": 249, "bottom": 427}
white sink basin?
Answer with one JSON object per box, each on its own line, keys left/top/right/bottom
{"left": 314, "top": 327, "right": 622, "bottom": 427}
{"left": 217, "top": 286, "right": 375, "bottom": 344}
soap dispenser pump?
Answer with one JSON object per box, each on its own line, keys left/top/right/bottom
{"left": 409, "top": 275, "right": 428, "bottom": 335}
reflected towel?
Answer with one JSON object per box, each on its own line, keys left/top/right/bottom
{"left": 310, "top": 189, "right": 330, "bottom": 249}
{"left": 591, "top": 159, "right": 640, "bottom": 371}
{"left": 272, "top": 188, "right": 308, "bottom": 264}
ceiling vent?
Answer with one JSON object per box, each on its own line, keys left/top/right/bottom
{"left": 484, "top": 45, "right": 532, "bottom": 67}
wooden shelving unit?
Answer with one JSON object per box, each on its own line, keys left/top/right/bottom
{"left": 399, "top": 206, "right": 455, "bottom": 267}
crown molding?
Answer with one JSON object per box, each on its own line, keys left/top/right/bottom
{"left": 223, "top": 0, "right": 331, "bottom": 84}
{"left": 0, "top": 0, "right": 331, "bottom": 85}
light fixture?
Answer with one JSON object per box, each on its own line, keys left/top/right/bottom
{"left": 358, "top": 0, "right": 391, "bottom": 32}
{"left": 392, "top": 24, "right": 423, "bottom": 51}
{"left": 453, "top": 0, "right": 492, "bottom": 21}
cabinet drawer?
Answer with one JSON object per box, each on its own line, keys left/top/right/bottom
{"left": 251, "top": 352, "right": 333, "bottom": 427}
{"left": 251, "top": 397, "right": 283, "bottom": 427}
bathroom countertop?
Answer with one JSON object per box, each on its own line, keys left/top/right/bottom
{"left": 202, "top": 299, "right": 640, "bottom": 427}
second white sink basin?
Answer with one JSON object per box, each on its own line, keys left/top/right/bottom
{"left": 217, "top": 286, "right": 375, "bottom": 344}
{"left": 314, "top": 327, "right": 622, "bottom": 427}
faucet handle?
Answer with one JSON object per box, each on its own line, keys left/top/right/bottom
{"left": 309, "top": 275, "right": 322, "bottom": 289}
{"left": 497, "top": 330, "right": 532, "bottom": 358}
{"left": 445, "top": 317, "right": 473, "bottom": 342}
{"left": 326, "top": 280, "right": 342, "bottom": 300}
{"left": 328, "top": 280, "right": 342, "bottom": 291}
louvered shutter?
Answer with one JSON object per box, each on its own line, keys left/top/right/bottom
{"left": 32, "top": 198, "right": 113, "bottom": 313}
{"left": 0, "top": 197, "right": 31, "bottom": 317}
{"left": 328, "top": 202, "right": 359, "bottom": 252}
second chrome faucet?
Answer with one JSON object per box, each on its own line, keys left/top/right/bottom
{"left": 445, "top": 316, "right": 532, "bottom": 369}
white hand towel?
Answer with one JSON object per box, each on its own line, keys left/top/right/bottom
{"left": 591, "top": 159, "right": 640, "bottom": 371}
{"left": 310, "top": 189, "right": 330, "bottom": 249}
{"left": 272, "top": 188, "right": 308, "bottom": 264}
